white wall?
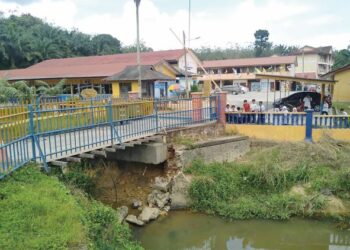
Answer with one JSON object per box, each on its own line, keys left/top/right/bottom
{"left": 295, "top": 54, "right": 318, "bottom": 74}
{"left": 178, "top": 52, "right": 198, "bottom": 74}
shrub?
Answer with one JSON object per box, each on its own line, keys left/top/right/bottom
{"left": 187, "top": 141, "right": 350, "bottom": 221}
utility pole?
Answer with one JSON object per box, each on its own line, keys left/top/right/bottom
{"left": 302, "top": 47, "right": 305, "bottom": 91}
{"left": 183, "top": 31, "right": 189, "bottom": 97}
{"left": 135, "top": 0, "right": 142, "bottom": 98}
{"left": 188, "top": 0, "right": 191, "bottom": 47}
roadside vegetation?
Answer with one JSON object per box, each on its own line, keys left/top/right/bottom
{"left": 333, "top": 102, "right": 350, "bottom": 114}
{"left": 186, "top": 139, "right": 350, "bottom": 224}
{"left": 0, "top": 164, "right": 142, "bottom": 250}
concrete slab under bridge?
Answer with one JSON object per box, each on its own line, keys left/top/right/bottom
{"left": 106, "top": 141, "right": 168, "bottom": 165}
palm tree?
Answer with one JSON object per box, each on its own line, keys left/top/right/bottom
{"left": 12, "top": 80, "right": 35, "bottom": 101}
{"left": 0, "top": 79, "right": 19, "bottom": 102}
{"left": 0, "top": 79, "right": 35, "bottom": 103}
{"left": 35, "top": 79, "right": 66, "bottom": 96}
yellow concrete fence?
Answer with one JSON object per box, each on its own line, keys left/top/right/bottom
{"left": 226, "top": 124, "right": 350, "bottom": 142}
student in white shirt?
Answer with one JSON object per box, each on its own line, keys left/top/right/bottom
{"left": 250, "top": 99, "right": 258, "bottom": 123}
{"left": 257, "top": 101, "right": 266, "bottom": 124}
{"left": 225, "top": 104, "right": 231, "bottom": 113}
{"left": 303, "top": 95, "right": 312, "bottom": 110}
{"left": 340, "top": 108, "right": 348, "bottom": 116}
{"left": 322, "top": 102, "right": 329, "bottom": 115}
{"left": 339, "top": 108, "right": 349, "bottom": 128}
{"left": 251, "top": 99, "right": 258, "bottom": 112}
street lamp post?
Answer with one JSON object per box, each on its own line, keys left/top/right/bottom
{"left": 188, "top": 0, "right": 191, "bottom": 47}
{"left": 134, "top": 0, "right": 142, "bottom": 98}
{"left": 183, "top": 31, "right": 189, "bottom": 97}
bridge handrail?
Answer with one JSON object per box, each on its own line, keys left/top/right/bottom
{"left": 0, "top": 95, "right": 219, "bottom": 179}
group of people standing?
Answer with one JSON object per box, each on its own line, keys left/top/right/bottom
{"left": 225, "top": 99, "right": 266, "bottom": 124}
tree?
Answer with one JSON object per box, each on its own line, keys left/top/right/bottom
{"left": 254, "top": 29, "right": 272, "bottom": 57}
{"left": 0, "top": 79, "right": 35, "bottom": 102}
{"left": 35, "top": 79, "right": 66, "bottom": 96}
{"left": 121, "top": 40, "right": 153, "bottom": 53}
{"left": 333, "top": 48, "right": 350, "bottom": 70}
{"left": 272, "top": 44, "right": 299, "bottom": 56}
{"left": 0, "top": 14, "right": 125, "bottom": 70}
{"left": 91, "top": 34, "right": 121, "bottom": 55}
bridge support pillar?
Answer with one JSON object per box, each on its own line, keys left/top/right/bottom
{"left": 191, "top": 92, "right": 203, "bottom": 122}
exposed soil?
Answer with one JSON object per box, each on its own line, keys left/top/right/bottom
{"left": 90, "top": 160, "right": 166, "bottom": 213}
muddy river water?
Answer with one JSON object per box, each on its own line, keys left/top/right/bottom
{"left": 133, "top": 211, "right": 350, "bottom": 250}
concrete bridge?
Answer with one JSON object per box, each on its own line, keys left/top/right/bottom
{"left": 0, "top": 95, "right": 220, "bottom": 178}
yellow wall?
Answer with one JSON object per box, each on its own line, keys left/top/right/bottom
{"left": 131, "top": 81, "right": 139, "bottom": 92}
{"left": 111, "top": 81, "right": 139, "bottom": 97}
{"left": 295, "top": 54, "right": 318, "bottom": 73}
{"left": 333, "top": 69, "right": 350, "bottom": 102}
{"left": 226, "top": 124, "right": 306, "bottom": 142}
{"left": 154, "top": 64, "right": 176, "bottom": 78}
{"left": 226, "top": 124, "right": 350, "bottom": 142}
{"left": 112, "top": 82, "right": 120, "bottom": 97}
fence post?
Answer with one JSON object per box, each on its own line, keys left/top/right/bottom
{"left": 108, "top": 100, "right": 114, "bottom": 145}
{"left": 217, "top": 92, "right": 227, "bottom": 124}
{"left": 90, "top": 99, "right": 95, "bottom": 124}
{"left": 191, "top": 92, "right": 203, "bottom": 122}
{"left": 155, "top": 99, "right": 159, "bottom": 133}
{"left": 305, "top": 109, "right": 313, "bottom": 142}
{"left": 28, "top": 104, "right": 36, "bottom": 161}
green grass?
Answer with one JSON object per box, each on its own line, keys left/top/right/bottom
{"left": 333, "top": 102, "right": 350, "bottom": 113}
{"left": 186, "top": 139, "right": 350, "bottom": 221}
{"left": 0, "top": 164, "right": 142, "bottom": 250}
{"left": 173, "top": 136, "right": 197, "bottom": 148}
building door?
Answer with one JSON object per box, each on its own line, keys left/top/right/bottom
{"left": 120, "top": 82, "right": 131, "bottom": 98}
{"left": 142, "top": 81, "right": 154, "bottom": 98}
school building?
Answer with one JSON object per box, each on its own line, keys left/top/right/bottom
{"left": 196, "top": 55, "right": 298, "bottom": 92}
{"left": 322, "top": 63, "right": 350, "bottom": 102}
{"left": 0, "top": 49, "right": 200, "bottom": 98}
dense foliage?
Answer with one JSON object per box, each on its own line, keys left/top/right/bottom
{"left": 186, "top": 140, "right": 350, "bottom": 221}
{"left": 0, "top": 165, "right": 142, "bottom": 250}
{"left": 333, "top": 47, "right": 350, "bottom": 70}
{"left": 0, "top": 78, "right": 66, "bottom": 102}
{"left": 0, "top": 14, "right": 152, "bottom": 70}
{"left": 2, "top": 13, "right": 349, "bottom": 71}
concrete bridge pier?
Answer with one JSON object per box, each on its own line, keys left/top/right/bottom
{"left": 106, "top": 137, "right": 168, "bottom": 165}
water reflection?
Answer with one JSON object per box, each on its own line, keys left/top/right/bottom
{"left": 133, "top": 211, "right": 350, "bottom": 250}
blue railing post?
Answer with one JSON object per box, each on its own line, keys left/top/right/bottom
{"left": 90, "top": 99, "right": 95, "bottom": 124}
{"left": 155, "top": 99, "right": 159, "bottom": 133}
{"left": 107, "top": 100, "right": 114, "bottom": 145}
{"left": 28, "top": 104, "right": 36, "bottom": 161}
{"left": 305, "top": 109, "right": 314, "bottom": 142}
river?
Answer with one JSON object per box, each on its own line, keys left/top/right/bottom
{"left": 133, "top": 211, "right": 350, "bottom": 250}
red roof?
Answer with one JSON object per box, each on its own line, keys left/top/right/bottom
{"left": 0, "top": 49, "right": 185, "bottom": 81}
{"left": 203, "top": 56, "right": 297, "bottom": 68}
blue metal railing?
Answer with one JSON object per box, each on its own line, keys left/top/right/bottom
{"left": 0, "top": 96, "right": 218, "bottom": 179}
{"left": 226, "top": 110, "right": 350, "bottom": 142}
{"left": 313, "top": 115, "right": 350, "bottom": 129}
{"left": 226, "top": 112, "right": 307, "bottom": 126}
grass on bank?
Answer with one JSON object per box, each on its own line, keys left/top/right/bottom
{"left": 0, "top": 164, "right": 142, "bottom": 250}
{"left": 186, "top": 139, "right": 350, "bottom": 221}
{"left": 333, "top": 102, "right": 350, "bottom": 114}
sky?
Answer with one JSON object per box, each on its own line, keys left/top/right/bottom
{"left": 1, "top": 0, "right": 349, "bottom": 50}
